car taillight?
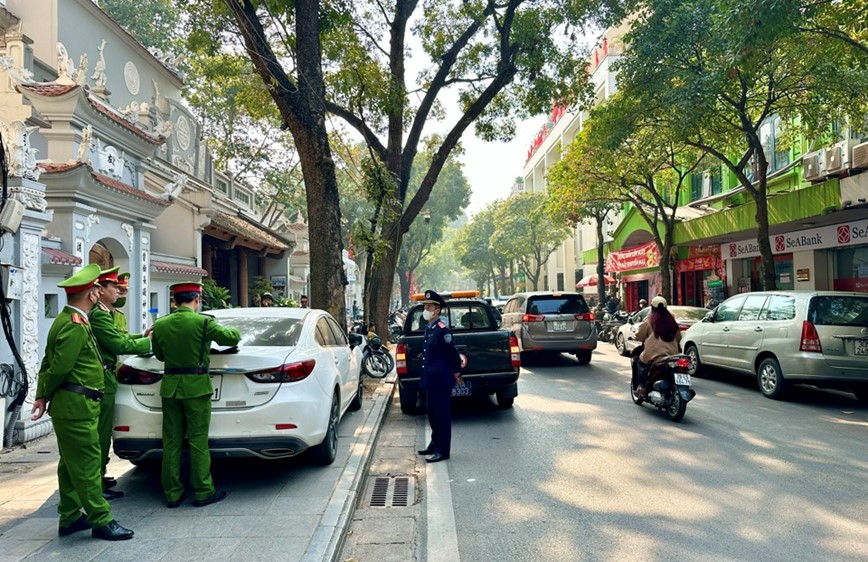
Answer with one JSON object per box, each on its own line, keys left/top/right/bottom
{"left": 117, "top": 365, "right": 162, "bottom": 385}
{"left": 522, "top": 313, "right": 545, "bottom": 322}
{"left": 509, "top": 335, "right": 521, "bottom": 368}
{"left": 396, "top": 343, "right": 408, "bottom": 376}
{"left": 678, "top": 323, "right": 690, "bottom": 332}
{"left": 799, "top": 321, "right": 822, "bottom": 352}
{"left": 674, "top": 357, "right": 691, "bottom": 370}
{"left": 246, "top": 360, "right": 316, "bottom": 383}
{"left": 575, "top": 312, "right": 595, "bottom": 321}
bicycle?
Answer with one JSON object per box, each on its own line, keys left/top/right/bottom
{"left": 362, "top": 336, "right": 394, "bottom": 379}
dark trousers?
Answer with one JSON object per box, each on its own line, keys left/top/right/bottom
{"left": 426, "top": 386, "right": 453, "bottom": 456}
{"left": 637, "top": 360, "right": 651, "bottom": 387}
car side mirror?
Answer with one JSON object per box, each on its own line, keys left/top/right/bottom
{"left": 703, "top": 311, "right": 714, "bottom": 323}
{"left": 348, "top": 333, "right": 362, "bottom": 348}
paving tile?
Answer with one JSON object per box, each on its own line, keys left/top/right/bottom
{"left": 0, "top": 538, "right": 51, "bottom": 561}
{"left": 277, "top": 479, "right": 337, "bottom": 499}
{"left": 125, "top": 515, "right": 198, "bottom": 539}
{"left": 347, "top": 515, "right": 416, "bottom": 545}
{"left": 264, "top": 495, "right": 328, "bottom": 516}
{"left": 0, "top": 500, "right": 55, "bottom": 518}
{"left": 228, "top": 537, "right": 307, "bottom": 561}
{"left": 183, "top": 514, "right": 258, "bottom": 538}
{"left": 27, "top": 533, "right": 109, "bottom": 561}
{"left": 245, "top": 514, "right": 319, "bottom": 538}
{"left": 159, "top": 537, "right": 243, "bottom": 562}
{"left": 193, "top": 494, "right": 272, "bottom": 516}
{"left": 90, "top": 537, "right": 175, "bottom": 562}
{"left": 341, "top": 542, "right": 417, "bottom": 562}
{"left": 3, "top": 517, "right": 57, "bottom": 541}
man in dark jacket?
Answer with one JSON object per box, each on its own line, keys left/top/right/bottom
{"left": 415, "top": 290, "right": 462, "bottom": 463}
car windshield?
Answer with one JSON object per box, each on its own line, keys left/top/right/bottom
{"left": 527, "top": 295, "right": 589, "bottom": 315}
{"left": 807, "top": 296, "right": 868, "bottom": 327}
{"left": 216, "top": 316, "right": 303, "bottom": 347}
{"left": 669, "top": 307, "right": 710, "bottom": 321}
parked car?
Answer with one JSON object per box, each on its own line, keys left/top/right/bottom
{"left": 501, "top": 291, "right": 597, "bottom": 365}
{"left": 615, "top": 306, "right": 710, "bottom": 356}
{"left": 682, "top": 291, "right": 868, "bottom": 401}
{"left": 113, "top": 308, "right": 364, "bottom": 465}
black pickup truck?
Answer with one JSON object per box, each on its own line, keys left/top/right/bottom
{"left": 394, "top": 294, "right": 521, "bottom": 415}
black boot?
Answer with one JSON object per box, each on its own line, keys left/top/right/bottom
{"left": 92, "top": 520, "right": 134, "bottom": 541}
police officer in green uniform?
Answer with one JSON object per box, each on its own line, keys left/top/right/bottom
{"left": 90, "top": 267, "right": 152, "bottom": 500}
{"left": 30, "top": 264, "right": 135, "bottom": 541}
{"left": 152, "top": 282, "right": 241, "bottom": 508}
{"left": 112, "top": 272, "right": 132, "bottom": 333}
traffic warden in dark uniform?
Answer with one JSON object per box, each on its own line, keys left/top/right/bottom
{"left": 416, "top": 290, "right": 462, "bottom": 463}
{"left": 90, "top": 267, "right": 152, "bottom": 501}
{"left": 30, "top": 264, "right": 135, "bottom": 540}
{"left": 152, "top": 283, "right": 241, "bottom": 508}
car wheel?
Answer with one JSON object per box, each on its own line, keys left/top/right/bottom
{"left": 616, "top": 334, "right": 627, "bottom": 356}
{"left": 309, "top": 394, "right": 339, "bottom": 465}
{"left": 496, "top": 392, "right": 515, "bottom": 408}
{"left": 348, "top": 376, "right": 363, "bottom": 411}
{"left": 399, "top": 387, "right": 420, "bottom": 415}
{"left": 757, "top": 357, "right": 788, "bottom": 400}
{"left": 576, "top": 350, "right": 592, "bottom": 365}
{"left": 684, "top": 344, "right": 702, "bottom": 377}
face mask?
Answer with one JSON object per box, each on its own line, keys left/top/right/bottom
{"left": 114, "top": 297, "right": 126, "bottom": 308}
{"left": 422, "top": 310, "right": 434, "bottom": 321}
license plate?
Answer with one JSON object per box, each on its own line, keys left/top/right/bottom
{"left": 674, "top": 373, "right": 692, "bottom": 386}
{"left": 551, "top": 321, "right": 568, "bottom": 331}
{"left": 210, "top": 374, "right": 222, "bottom": 401}
{"left": 452, "top": 381, "right": 471, "bottom": 397}
{"left": 856, "top": 339, "right": 868, "bottom": 356}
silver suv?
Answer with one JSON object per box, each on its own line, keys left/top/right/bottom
{"left": 501, "top": 292, "right": 597, "bottom": 365}
{"left": 682, "top": 291, "right": 868, "bottom": 401}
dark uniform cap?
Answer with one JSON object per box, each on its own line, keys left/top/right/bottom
{"left": 98, "top": 266, "right": 121, "bottom": 285}
{"left": 422, "top": 289, "right": 447, "bottom": 307}
{"left": 58, "top": 263, "right": 102, "bottom": 294}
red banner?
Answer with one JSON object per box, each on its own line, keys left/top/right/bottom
{"left": 676, "top": 255, "right": 717, "bottom": 273}
{"left": 606, "top": 241, "right": 660, "bottom": 273}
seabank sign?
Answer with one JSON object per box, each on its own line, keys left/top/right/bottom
{"left": 723, "top": 220, "right": 868, "bottom": 259}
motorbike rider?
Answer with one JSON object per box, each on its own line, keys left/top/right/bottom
{"left": 638, "top": 298, "right": 648, "bottom": 310}
{"left": 634, "top": 296, "right": 681, "bottom": 395}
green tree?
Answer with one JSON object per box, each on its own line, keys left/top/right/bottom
{"left": 414, "top": 222, "right": 474, "bottom": 296}
{"left": 616, "top": 0, "right": 868, "bottom": 290}
{"left": 189, "top": 0, "right": 623, "bottom": 339}
{"left": 396, "top": 145, "right": 471, "bottom": 306}
{"left": 456, "top": 204, "right": 508, "bottom": 294}
{"left": 492, "top": 193, "right": 571, "bottom": 291}
{"left": 100, "top": 0, "right": 182, "bottom": 54}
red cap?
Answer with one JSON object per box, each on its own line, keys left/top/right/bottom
{"left": 98, "top": 266, "right": 120, "bottom": 285}
{"left": 170, "top": 283, "right": 202, "bottom": 294}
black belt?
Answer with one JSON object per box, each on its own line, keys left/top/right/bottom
{"left": 164, "top": 367, "right": 209, "bottom": 375}
{"left": 59, "top": 383, "right": 104, "bottom": 401}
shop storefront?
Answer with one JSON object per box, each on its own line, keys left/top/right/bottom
{"left": 722, "top": 218, "right": 868, "bottom": 294}
{"left": 676, "top": 245, "right": 726, "bottom": 307}
{"left": 607, "top": 241, "right": 661, "bottom": 311}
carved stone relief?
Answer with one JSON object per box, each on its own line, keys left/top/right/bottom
{"left": 84, "top": 213, "right": 99, "bottom": 246}
{"left": 0, "top": 120, "right": 41, "bottom": 180}
{"left": 174, "top": 115, "right": 191, "bottom": 151}
{"left": 91, "top": 39, "right": 107, "bottom": 88}
{"left": 9, "top": 184, "right": 47, "bottom": 212}
{"left": 21, "top": 233, "right": 40, "bottom": 393}
{"left": 124, "top": 61, "right": 140, "bottom": 95}
{"left": 121, "top": 223, "right": 135, "bottom": 252}
{"left": 140, "top": 249, "right": 150, "bottom": 327}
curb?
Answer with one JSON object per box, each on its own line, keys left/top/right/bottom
{"left": 302, "top": 372, "right": 397, "bottom": 562}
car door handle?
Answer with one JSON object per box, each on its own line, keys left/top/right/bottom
{"left": 722, "top": 327, "right": 730, "bottom": 332}
{"left": 754, "top": 326, "right": 763, "bottom": 332}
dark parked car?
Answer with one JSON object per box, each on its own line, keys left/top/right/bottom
{"left": 501, "top": 291, "right": 597, "bottom": 365}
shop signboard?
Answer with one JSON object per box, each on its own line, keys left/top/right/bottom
{"left": 721, "top": 218, "right": 868, "bottom": 260}
{"left": 606, "top": 241, "right": 660, "bottom": 272}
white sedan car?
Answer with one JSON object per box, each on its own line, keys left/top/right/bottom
{"left": 113, "top": 307, "right": 363, "bottom": 465}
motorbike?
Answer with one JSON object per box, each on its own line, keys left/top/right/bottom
{"left": 629, "top": 344, "right": 695, "bottom": 422}
{"left": 598, "top": 311, "right": 628, "bottom": 343}
{"left": 361, "top": 335, "right": 395, "bottom": 379}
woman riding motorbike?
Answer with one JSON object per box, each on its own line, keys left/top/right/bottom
{"left": 634, "top": 296, "right": 681, "bottom": 395}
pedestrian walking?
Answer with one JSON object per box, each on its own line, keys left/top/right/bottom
{"left": 89, "top": 267, "right": 152, "bottom": 501}
{"left": 152, "top": 283, "right": 241, "bottom": 508}
{"left": 30, "top": 263, "right": 135, "bottom": 541}
{"left": 299, "top": 294, "right": 309, "bottom": 308}
{"left": 415, "top": 290, "right": 462, "bottom": 463}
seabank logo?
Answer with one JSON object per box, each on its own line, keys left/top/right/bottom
{"left": 837, "top": 225, "right": 851, "bottom": 244}
{"left": 775, "top": 236, "right": 786, "bottom": 252}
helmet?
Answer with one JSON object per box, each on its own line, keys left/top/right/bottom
{"left": 639, "top": 299, "right": 648, "bottom": 307}
{"left": 651, "top": 295, "right": 667, "bottom": 309}
{"left": 262, "top": 292, "right": 273, "bottom": 299}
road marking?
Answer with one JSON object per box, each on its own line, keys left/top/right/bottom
{"left": 425, "top": 426, "right": 460, "bottom": 562}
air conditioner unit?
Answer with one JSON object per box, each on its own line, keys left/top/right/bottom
{"left": 825, "top": 139, "right": 858, "bottom": 175}
{"left": 701, "top": 171, "right": 712, "bottom": 198}
{"left": 802, "top": 150, "right": 826, "bottom": 182}
{"left": 852, "top": 140, "right": 868, "bottom": 170}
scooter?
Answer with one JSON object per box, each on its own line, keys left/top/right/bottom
{"left": 630, "top": 344, "right": 695, "bottom": 422}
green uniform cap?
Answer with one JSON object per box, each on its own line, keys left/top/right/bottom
{"left": 58, "top": 263, "right": 102, "bottom": 294}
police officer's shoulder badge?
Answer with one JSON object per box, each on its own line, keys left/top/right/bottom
{"left": 97, "top": 301, "right": 110, "bottom": 312}
{"left": 444, "top": 332, "right": 452, "bottom": 343}
{"left": 71, "top": 312, "right": 86, "bottom": 324}
{"left": 437, "top": 321, "right": 446, "bottom": 328}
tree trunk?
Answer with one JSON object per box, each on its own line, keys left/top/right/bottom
{"left": 754, "top": 179, "right": 776, "bottom": 291}
{"left": 366, "top": 215, "right": 403, "bottom": 342}
{"left": 658, "top": 238, "right": 672, "bottom": 303}
{"left": 596, "top": 216, "right": 606, "bottom": 307}
{"left": 398, "top": 266, "right": 411, "bottom": 308}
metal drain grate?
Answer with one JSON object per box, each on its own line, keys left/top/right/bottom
{"left": 366, "top": 476, "right": 415, "bottom": 507}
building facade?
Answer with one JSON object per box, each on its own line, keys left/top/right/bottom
{"left": 0, "top": 0, "right": 297, "bottom": 444}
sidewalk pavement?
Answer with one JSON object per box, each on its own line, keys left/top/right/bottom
{"left": 0, "top": 374, "right": 396, "bottom": 562}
